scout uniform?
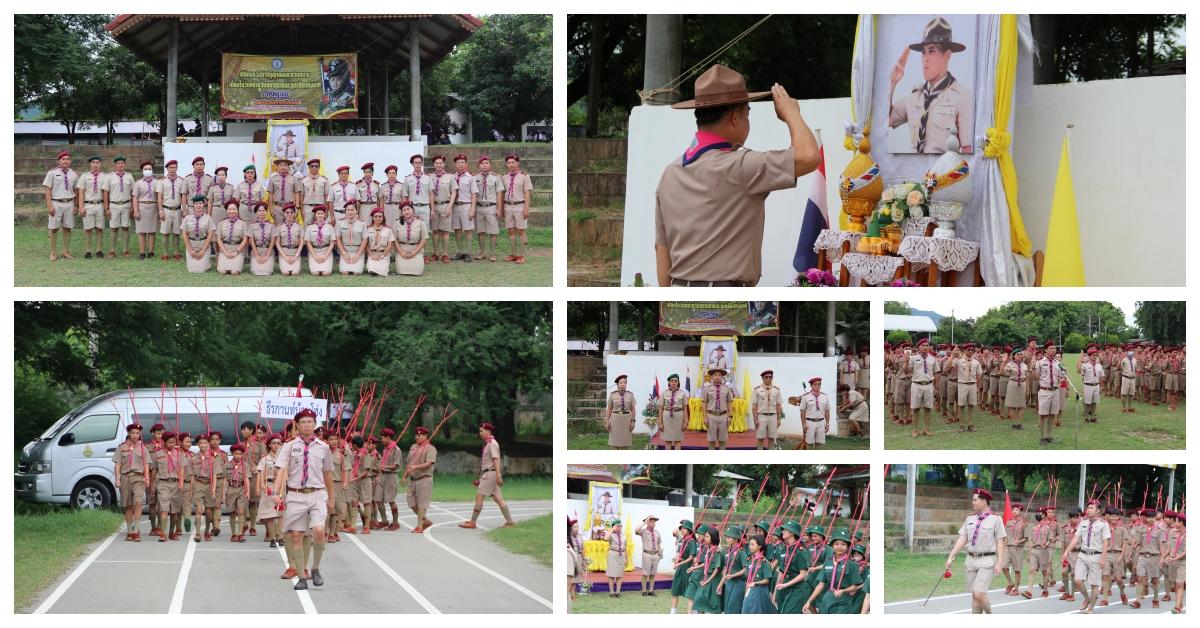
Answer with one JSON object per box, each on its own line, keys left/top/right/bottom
{"left": 887, "top": 18, "right": 974, "bottom": 154}
{"left": 355, "top": 167, "right": 382, "bottom": 218}
{"left": 43, "top": 154, "right": 78, "bottom": 230}
{"left": 671, "top": 522, "right": 698, "bottom": 599}
{"left": 336, "top": 213, "right": 366, "bottom": 274}
{"left": 843, "top": 388, "right": 869, "bottom": 430}
{"left": 1072, "top": 512, "right": 1112, "bottom": 589}
{"left": 908, "top": 349, "right": 938, "bottom": 409}
{"left": 268, "top": 163, "right": 299, "bottom": 224}
{"left": 702, "top": 373, "right": 734, "bottom": 444}
{"left": 380, "top": 170, "right": 405, "bottom": 229}
{"left": 1029, "top": 511, "right": 1057, "bottom": 578}
{"left": 453, "top": 169, "right": 478, "bottom": 231}
{"left": 798, "top": 383, "right": 830, "bottom": 445}
{"left": 741, "top": 546, "right": 778, "bottom": 613}
{"left": 225, "top": 445, "right": 249, "bottom": 540}
{"left": 152, "top": 439, "right": 183, "bottom": 535}
{"left": 276, "top": 215, "right": 304, "bottom": 275}
{"left": 721, "top": 526, "right": 748, "bottom": 614}
{"left": 957, "top": 491, "right": 1006, "bottom": 593}
{"left": 156, "top": 170, "right": 186, "bottom": 235}
{"left": 500, "top": 167, "right": 534, "bottom": 230}
{"left": 606, "top": 523, "right": 628, "bottom": 580}
{"left": 273, "top": 433, "right": 334, "bottom": 533}
{"left": 365, "top": 222, "right": 394, "bottom": 276}
{"left": 377, "top": 436, "right": 403, "bottom": 508}
{"left": 180, "top": 202, "right": 215, "bottom": 273}
{"left": 1003, "top": 506, "right": 1028, "bottom": 589}
{"left": 1004, "top": 353, "right": 1028, "bottom": 409}
{"left": 656, "top": 65, "right": 799, "bottom": 286}
{"left": 133, "top": 168, "right": 159, "bottom": 235}
{"left": 693, "top": 531, "right": 725, "bottom": 613}
{"left": 215, "top": 210, "right": 247, "bottom": 274}
{"left": 893, "top": 346, "right": 912, "bottom": 416}
{"left": 1036, "top": 352, "right": 1062, "bottom": 415}
{"left": 1080, "top": 354, "right": 1104, "bottom": 413}
{"left": 856, "top": 351, "right": 871, "bottom": 399}
{"left": 192, "top": 446, "right": 219, "bottom": 536}
{"left": 405, "top": 432, "right": 438, "bottom": 517}
{"left": 796, "top": 527, "right": 832, "bottom": 611}
{"left": 1133, "top": 512, "right": 1163, "bottom": 580}
{"left": 956, "top": 350, "right": 981, "bottom": 407}
{"left": 299, "top": 163, "right": 330, "bottom": 225}
{"left": 607, "top": 377, "right": 636, "bottom": 448}
{"left": 206, "top": 173, "right": 237, "bottom": 219}
{"left": 77, "top": 162, "right": 107, "bottom": 231}
{"left": 660, "top": 382, "right": 689, "bottom": 443}
{"left": 474, "top": 169, "right": 502, "bottom": 235}
{"left": 774, "top": 522, "right": 811, "bottom": 613}
{"left": 813, "top": 531, "right": 863, "bottom": 614}
{"left": 181, "top": 162, "right": 213, "bottom": 202}
{"left": 349, "top": 444, "right": 374, "bottom": 528}
{"left": 402, "top": 168, "right": 433, "bottom": 229}
{"left": 839, "top": 355, "right": 859, "bottom": 390}
{"left": 638, "top": 521, "right": 663, "bottom": 581}
{"left": 476, "top": 433, "right": 504, "bottom": 499}
{"left": 327, "top": 171, "right": 358, "bottom": 223}
{"left": 1105, "top": 514, "right": 1130, "bottom": 589}
{"left": 394, "top": 212, "right": 429, "bottom": 276}
{"left": 430, "top": 169, "right": 456, "bottom": 232}
{"left": 305, "top": 216, "right": 335, "bottom": 275}
{"left": 1120, "top": 353, "right": 1139, "bottom": 398}
{"left": 105, "top": 163, "right": 134, "bottom": 232}
{"left": 113, "top": 431, "right": 149, "bottom": 536}
{"left": 235, "top": 168, "right": 266, "bottom": 223}
{"left": 752, "top": 374, "right": 783, "bottom": 440}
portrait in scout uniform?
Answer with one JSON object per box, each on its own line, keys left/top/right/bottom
{"left": 946, "top": 488, "right": 1005, "bottom": 614}
{"left": 655, "top": 63, "right": 820, "bottom": 287}
{"left": 320, "top": 57, "right": 355, "bottom": 116}
{"left": 271, "top": 127, "right": 304, "bottom": 176}
{"left": 887, "top": 16, "right": 975, "bottom": 154}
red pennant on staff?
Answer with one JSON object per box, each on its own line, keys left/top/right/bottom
{"left": 1003, "top": 491, "right": 1013, "bottom": 524}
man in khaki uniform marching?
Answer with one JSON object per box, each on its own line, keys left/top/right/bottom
{"left": 113, "top": 422, "right": 149, "bottom": 541}
{"left": 459, "top": 423, "right": 516, "bottom": 529}
{"left": 945, "top": 488, "right": 1005, "bottom": 613}
{"left": 77, "top": 155, "right": 107, "bottom": 259}
{"left": 272, "top": 408, "right": 334, "bottom": 590}
{"left": 887, "top": 17, "right": 974, "bottom": 154}
{"left": 104, "top": 156, "right": 134, "bottom": 258}
{"left": 43, "top": 150, "right": 79, "bottom": 260}
{"left": 1001, "top": 502, "right": 1028, "bottom": 596}
{"left": 1062, "top": 499, "right": 1112, "bottom": 614}
{"left": 405, "top": 426, "right": 438, "bottom": 533}
{"left": 1099, "top": 506, "right": 1131, "bottom": 607}
{"left": 299, "top": 159, "right": 329, "bottom": 226}
{"left": 655, "top": 65, "right": 819, "bottom": 287}
{"left": 635, "top": 515, "right": 664, "bottom": 596}
{"left": 752, "top": 369, "right": 783, "bottom": 449}
{"left": 377, "top": 427, "right": 403, "bottom": 530}
{"left": 956, "top": 343, "right": 983, "bottom": 431}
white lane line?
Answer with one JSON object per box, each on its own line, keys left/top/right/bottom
{"left": 195, "top": 548, "right": 280, "bottom": 552}
{"left": 275, "top": 544, "right": 317, "bottom": 614}
{"left": 167, "top": 531, "right": 198, "bottom": 613}
{"left": 32, "top": 531, "right": 120, "bottom": 614}
{"left": 885, "top": 586, "right": 1008, "bottom": 606}
{"left": 422, "top": 507, "right": 553, "bottom": 610}
{"left": 343, "top": 532, "right": 441, "bottom": 614}
{"left": 94, "top": 560, "right": 182, "bottom": 564}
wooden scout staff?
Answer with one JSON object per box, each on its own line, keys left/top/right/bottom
{"left": 741, "top": 474, "right": 771, "bottom": 533}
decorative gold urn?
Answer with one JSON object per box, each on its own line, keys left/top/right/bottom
{"left": 839, "top": 133, "right": 884, "bottom": 233}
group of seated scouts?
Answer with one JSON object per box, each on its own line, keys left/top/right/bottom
{"left": 567, "top": 516, "right": 870, "bottom": 614}
{"left": 43, "top": 151, "right": 537, "bottom": 275}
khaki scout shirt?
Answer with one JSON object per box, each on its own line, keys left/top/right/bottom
{"left": 403, "top": 173, "right": 432, "bottom": 205}
{"left": 475, "top": 173, "right": 501, "bottom": 204}
{"left": 300, "top": 175, "right": 329, "bottom": 207}
{"left": 157, "top": 176, "right": 186, "bottom": 208}
{"left": 654, "top": 144, "right": 797, "bottom": 284}
{"left": 1004, "top": 361, "right": 1029, "bottom": 386}
{"left": 1006, "top": 516, "right": 1028, "bottom": 547}
{"left": 959, "top": 512, "right": 1006, "bottom": 553}
{"left": 380, "top": 179, "right": 404, "bottom": 206}
{"left": 43, "top": 167, "right": 78, "bottom": 199}
{"left": 499, "top": 171, "right": 533, "bottom": 204}
{"left": 274, "top": 436, "right": 334, "bottom": 490}
{"left": 207, "top": 183, "right": 237, "bottom": 211}
{"left": 454, "top": 172, "right": 478, "bottom": 204}
{"left": 1029, "top": 521, "right": 1056, "bottom": 548}
{"left": 236, "top": 180, "right": 266, "bottom": 208}
{"left": 753, "top": 384, "right": 782, "bottom": 414}
{"left": 1080, "top": 361, "right": 1104, "bottom": 385}
{"left": 480, "top": 439, "right": 501, "bottom": 474}
{"left": 429, "top": 171, "right": 456, "bottom": 207}
{"left": 609, "top": 390, "right": 634, "bottom": 415}
{"left": 703, "top": 382, "right": 733, "bottom": 414}
{"left": 799, "top": 391, "right": 830, "bottom": 419}
{"left": 181, "top": 213, "right": 214, "bottom": 240}
{"left": 909, "top": 353, "right": 939, "bottom": 384}
{"left": 1134, "top": 524, "right": 1163, "bottom": 556}
{"left": 327, "top": 179, "right": 358, "bottom": 214}
{"left": 105, "top": 171, "right": 134, "bottom": 204}
{"left": 356, "top": 178, "right": 381, "bottom": 208}
{"left": 379, "top": 443, "right": 403, "bottom": 477}
{"left": 181, "top": 172, "right": 214, "bottom": 200}
{"left": 113, "top": 440, "right": 149, "bottom": 475}
{"left": 1109, "top": 524, "right": 1129, "bottom": 553}
{"left": 153, "top": 449, "right": 181, "bottom": 480}
{"left": 1073, "top": 518, "right": 1112, "bottom": 553}
{"left": 135, "top": 176, "right": 158, "bottom": 205}
{"left": 77, "top": 169, "right": 107, "bottom": 204}
{"left": 406, "top": 442, "right": 438, "bottom": 480}
{"left": 639, "top": 528, "right": 662, "bottom": 555}
{"left": 216, "top": 218, "right": 246, "bottom": 245}
{"left": 269, "top": 172, "right": 299, "bottom": 205}
{"left": 661, "top": 388, "right": 689, "bottom": 414}
{"left": 888, "top": 77, "right": 974, "bottom": 154}
{"left": 1037, "top": 357, "right": 1059, "bottom": 389}
{"left": 956, "top": 358, "right": 982, "bottom": 384}
{"left": 277, "top": 222, "right": 303, "bottom": 251}
{"left": 1120, "top": 357, "right": 1138, "bottom": 378}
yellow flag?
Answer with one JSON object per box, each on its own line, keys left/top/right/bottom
{"left": 742, "top": 367, "right": 751, "bottom": 404}
{"left": 1042, "top": 136, "right": 1085, "bottom": 286}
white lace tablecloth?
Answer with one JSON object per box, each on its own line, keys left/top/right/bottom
{"left": 903, "top": 216, "right": 937, "bottom": 237}
{"left": 813, "top": 229, "right": 864, "bottom": 263}
{"left": 897, "top": 236, "right": 980, "bottom": 273}
{"left": 840, "top": 253, "right": 906, "bottom": 286}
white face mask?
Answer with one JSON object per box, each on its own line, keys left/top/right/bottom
{"left": 143, "top": 169, "right": 154, "bottom": 178}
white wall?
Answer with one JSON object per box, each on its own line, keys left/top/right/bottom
{"left": 620, "top": 75, "right": 1184, "bottom": 286}
{"left": 162, "top": 138, "right": 425, "bottom": 180}
{"left": 606, "top": 354, "right": 839, "bottom": 435}
{"left": 567, "top": 498, "right": 694, "bottom": 574}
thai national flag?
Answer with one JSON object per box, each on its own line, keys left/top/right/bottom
{"left": 792, "top": 142, "right": 828, "bottom": 272}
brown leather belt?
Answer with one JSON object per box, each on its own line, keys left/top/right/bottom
{"left": 288, "top": 486, "right": 323, "bottom": 493}
{"left": 671, "top": 279, "right": 751, "bottom": 287}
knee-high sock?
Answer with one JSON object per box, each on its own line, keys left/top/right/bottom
{"left": 302, "top": 536, "right": 313, "bottom": 572}
{"left": 499, "top": 502, "right": 514, "bottom": 523}
{"left": 312, "top": 540, "right": 325, "bottom": 569}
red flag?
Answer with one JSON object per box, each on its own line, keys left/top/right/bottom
{"left": 1003, "top": 491, "right": 1013, "bottom": 524}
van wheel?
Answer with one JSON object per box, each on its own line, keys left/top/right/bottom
{"left": 72, "top": 479, "right": 112, "bottom": 510}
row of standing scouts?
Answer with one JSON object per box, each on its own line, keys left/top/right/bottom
{"left": 43, "top": 152, "right": 536, "bottom": 275}
{"left": 567, "top": 515, "right": 869, "bottom": 614}
{"left": 605, "top": 357, "right": 869, "bottom": 451}
{"left": 885, "top": 339, "right": 1184, "bottom": 445}
{"left": 112, "top": 412, "right": 516, "bottom": 591}
{"left": 950, "top": 488, "right": 1185, "bottom": 614}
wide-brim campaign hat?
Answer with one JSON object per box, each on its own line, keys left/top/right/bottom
{"left": 671, "top": 64, "right": 771, "bottom": 110}
{"left": 909, "top": 17, "right": 967, "bottom": 53}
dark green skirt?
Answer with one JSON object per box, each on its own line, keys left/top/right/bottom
{"left": 723, "top": 579, "right": 746, "bottom": 614}
{"left": 777, "top": 584, "right": 806, "bottom": 614}
{"left": 671, "top": 565, "right": 690, "bottom": 597}
{"left": 693, "top": 577, "right": 723, "bottom": 613}
{"left": 815, "top": 590, "right": 855, "bottom": 614}
{"left": 741, "top": 585, "right": 777, "bottom": 614}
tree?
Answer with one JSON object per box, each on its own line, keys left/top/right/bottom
{"left": 1063, "top": 331, "right": 1088, "bottom": 353}
{"left": 973, "top": 317, "right": 1027, "bottom": 348}
{"left": 1134, "top": 301, "right": 1185, "bottom": 344}
{"left": 885, "top": 330, "right": 912, "bottom": 345}
{"left": 1032, "top": 15, "right": 1186, "bottom": 83}
{"left": 884, "top": 301, "right": 912, "bottom": 315}
{"left": 454, "top": 14, "right": 552, "bottom": 137}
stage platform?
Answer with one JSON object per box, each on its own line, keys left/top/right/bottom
{"left": 582, "top": 568, "right": 673, "bottom": 592}
{"left": 650, "top": 429, "right": 763, "bottom": 450}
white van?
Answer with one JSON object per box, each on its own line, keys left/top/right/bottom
{"left": 16, "top": 386, "right": 323, "bottom": 509}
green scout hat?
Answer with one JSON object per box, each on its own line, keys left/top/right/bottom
{"left": 679, "top": 519, "right": 694, "bottom": 532}
{"left": 696, "top": 524, "right": 711, "bottom": 535}
{"left": 88, "top": 155, "right": 101, "bottom": 162}
{"left": 724, "top": 524, "right": 743, "bottom": 539}
{"left": 830, "top": 528, "right": 852, "bottom": 544}
{"left": 113, "top": 156, "right": 126, "bottom": 163}
{"left": 243, "top": 165, "right": 256, "bottom": 173}
{"left": 609, "top": 519, "right": 622, "bottom": 527}
{"left": 780, "top": 520, "right": 804, "bottom": 538}
{"left": 854, "top": 530, "right": 864, "bottom": 540}
{"left": 190, "top": 194, "right": 206, "bottom": 203}
{"left": 807, "top": 525, "right": 827, "bottom": 537}
{"left": 667, "top": 373, "right": 680, "bottom": 382}
{"left": 852, "top": 544, "right": 867, "bottom": 556}
{"left": 754, "top": 520, "right": 772, "bottom": 534}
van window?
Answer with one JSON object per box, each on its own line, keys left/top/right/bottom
{"left": 68, "top": 414, "right": 120, "bottom": 445}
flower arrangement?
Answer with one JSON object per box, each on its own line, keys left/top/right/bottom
{"left": 641, "top": 397, "right": 660, "bottom": 431}
{"left": 880, "top": 182, "right": 928, "bottom": 223}
{"left": 794, "top": 267, "right": 836, "bottom": 287}
{"left": 889, "top": 278, "right": 922, "bottom": 287}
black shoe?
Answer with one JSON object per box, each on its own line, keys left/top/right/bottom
{"left": 84, "top": 251, "right": 92, "bottom": 259}
{"left": 462, "top": 255, "right": 473, "bottom": 262}
{"left": 96, "top": 251, "right": 104, "bottom": 259}
{"left": 138, "top": 253, "right": 145, "bottom": 260}
{"left": 648, "top": 591, "right": 656, "bottom": 596}
{"left": 270, "top": 539, "right": 277, "bottom": 548}
{"left": 294, "top": 578, "right": 308, "bottom": 590}
{"left": 311, "top": 569, "right": 324, "bottom": 587}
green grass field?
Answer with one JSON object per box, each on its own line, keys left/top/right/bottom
{"left": 569, "top": 588, "right": 672, "bottom": 614}
{"left": 428, "top": 473, "right": 551, "bottom": 502}
{"left": 486, "top": 513, "right": 551, "bottom": 567}
{"left": 14, "top": 502, "right": 124, "bottom": 611}
{"left": 884, "top": 551, "right": 968, "bottom": 602}
{"left": 884, "top": 354, "right": 1185, "bottom": 450}
{"left": 567, "top": 430, "right": 869, "bottom": 450}
{"left": 14, "top": 223, "right": 551, "bottom": 286}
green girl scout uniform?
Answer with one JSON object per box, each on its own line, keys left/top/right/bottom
{"left": 685, "top": 524, "right": 711, "bottom": 600}
{"left": 775, "top": 520, "right": 812, "bottom": 614}
{"left": 721, "top": 525, "right": 749, "bottom": 614}
{"left": 814, "top": 529, "right": 864, "bottom": 614}
{"left": 741, "top": 546, "right": 778, "bottom": 613}
{"left": 671, "top": 520, "right": 698, "bottom": 597}
{"left": 849, "top": 545, "right": 869, "bottom": 614}
{"left": 794, "top": 525, "right": 833, "bottom": 611}
{"left": 693, "top": 527, "right": 725, "bottom": 613}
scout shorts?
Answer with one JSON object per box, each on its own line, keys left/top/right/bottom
{"left": 1173, "top": 559, "right": 1186, "bottom": 584}
{"left": 1005, "top": 545, "right": 1028, "bottom": 571}
{"left": 48, "top": 200, "right": 76, "bottom": 229}
{"left": 1136, "top": 554, "right": 1161, "bottom": 578}
{"left": 109, "top": 203, "right": 131, "bottom": 229}
{"left": 957, "top": 382, "right": 978, "bottom": 406}
{"left": 755, "top": 414, "right": 779, "bottom": 439}
{"left": 431, "top": 205, "right": 453, "bottom": 232}
{"left": 159, "top": 208, "right": 181, "bottom": 235}
{"left": 1103, "top": 552, "right": 1125, "bottom": 578}
{"left": 805, "top": 419, "right": 826, "bottom": 445}
{"left": 1037, "top": 389, "right": 1061, "bottom": 415}
{"left": 82, "top": 204, "right": 104, "bottom": 229}
{"left": 379, "top": 474, "right": 399, "bottom": 502}
{"left": 1030, "top": 547, "right": 1051, "bottom": 572}
{"left": 964, "top": 554, "right": 998, "bottom": 593}
{"left": 910, "top": 382, "right": 934, "bottom": 409}
{"left": 477, "top": 469, "right": 503, "bottom": 498}
{"left": 1083, "top": 383, "right": 1101, "bottom": 404}
{"left": 406, "top": 476, "right": 432, "bottom": 511}
{"left": 156, "top": 479, "right": 182, "bottom": 514}
{"left": 707, "top": 414, "right": 729, "bottom": 442}
{"left": 283, "top": 489, "right": 329, "bottom": 533}
{"left": 414, "top": 207, "right": 431, "bottom": 233}
{"left": 642, "top": 552, "right": 660, "bottom": 577}
{"left": 224, "top": 485, "right": 247, "bottom": 512}
{"left": 119, "top": 474, "right": 145, "bottom": 508}
{"left": 504, "top": 206, "right": 528, "bottom": 230}
{"left": 452, "top": 204, "right": 474, "bottom": 230}
{"left": 475, "top": 206, "right": 499, "bottom": 235}
{"left": 1075, "top": 554, "right": 1103, "bottom": 587}
{"left": 1121, "top": 376, "right": 1137, "bottom": 396}
{"left": 893, "top": 378, "right": 910, "bottom": 404}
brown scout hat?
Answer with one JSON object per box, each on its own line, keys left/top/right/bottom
{"left": 910, "top": 17, "right": 967, "bottom": 53}
{"left": 671, "top": 64, "right": 770, "bottom": 110}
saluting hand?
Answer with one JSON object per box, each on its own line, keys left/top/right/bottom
{"left": 771, "top": 84, "right": 801, "bottom": 125}
{"left": 891, "top": 48, "right": 910, "bottom": 89}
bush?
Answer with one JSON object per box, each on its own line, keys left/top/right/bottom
{"left": 15, "top": 364, "right": 69, "bottom": 447}
{"left": 886, "top": 330, "right": 913, "bottom": 345}
{"left": 1064, "top": 331, "right": 1088, "bottom": 353}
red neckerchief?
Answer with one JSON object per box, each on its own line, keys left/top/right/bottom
{"left": 682, "top": 130, "right": 733, "bottom": 166}
{"left": 702, "top": 544, "right": 719, "bottom": 576}
{"left": 832, "top": 552, "right": 852, "bottom": 590}
{"left": 676, "top": 532, "right": 694, "bottom": 561}
{"left": 969, "top": 511, "right": 992, "bottom": 547}
{"left": 480, "top": 436, "right": 495, "bottom": 470}
{"left": 747, "top": 553, "right": 765, "bottom": 582}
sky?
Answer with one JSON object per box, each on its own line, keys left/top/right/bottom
{"left": 896, "top": 298, "right": 1139, "bottom": 326}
